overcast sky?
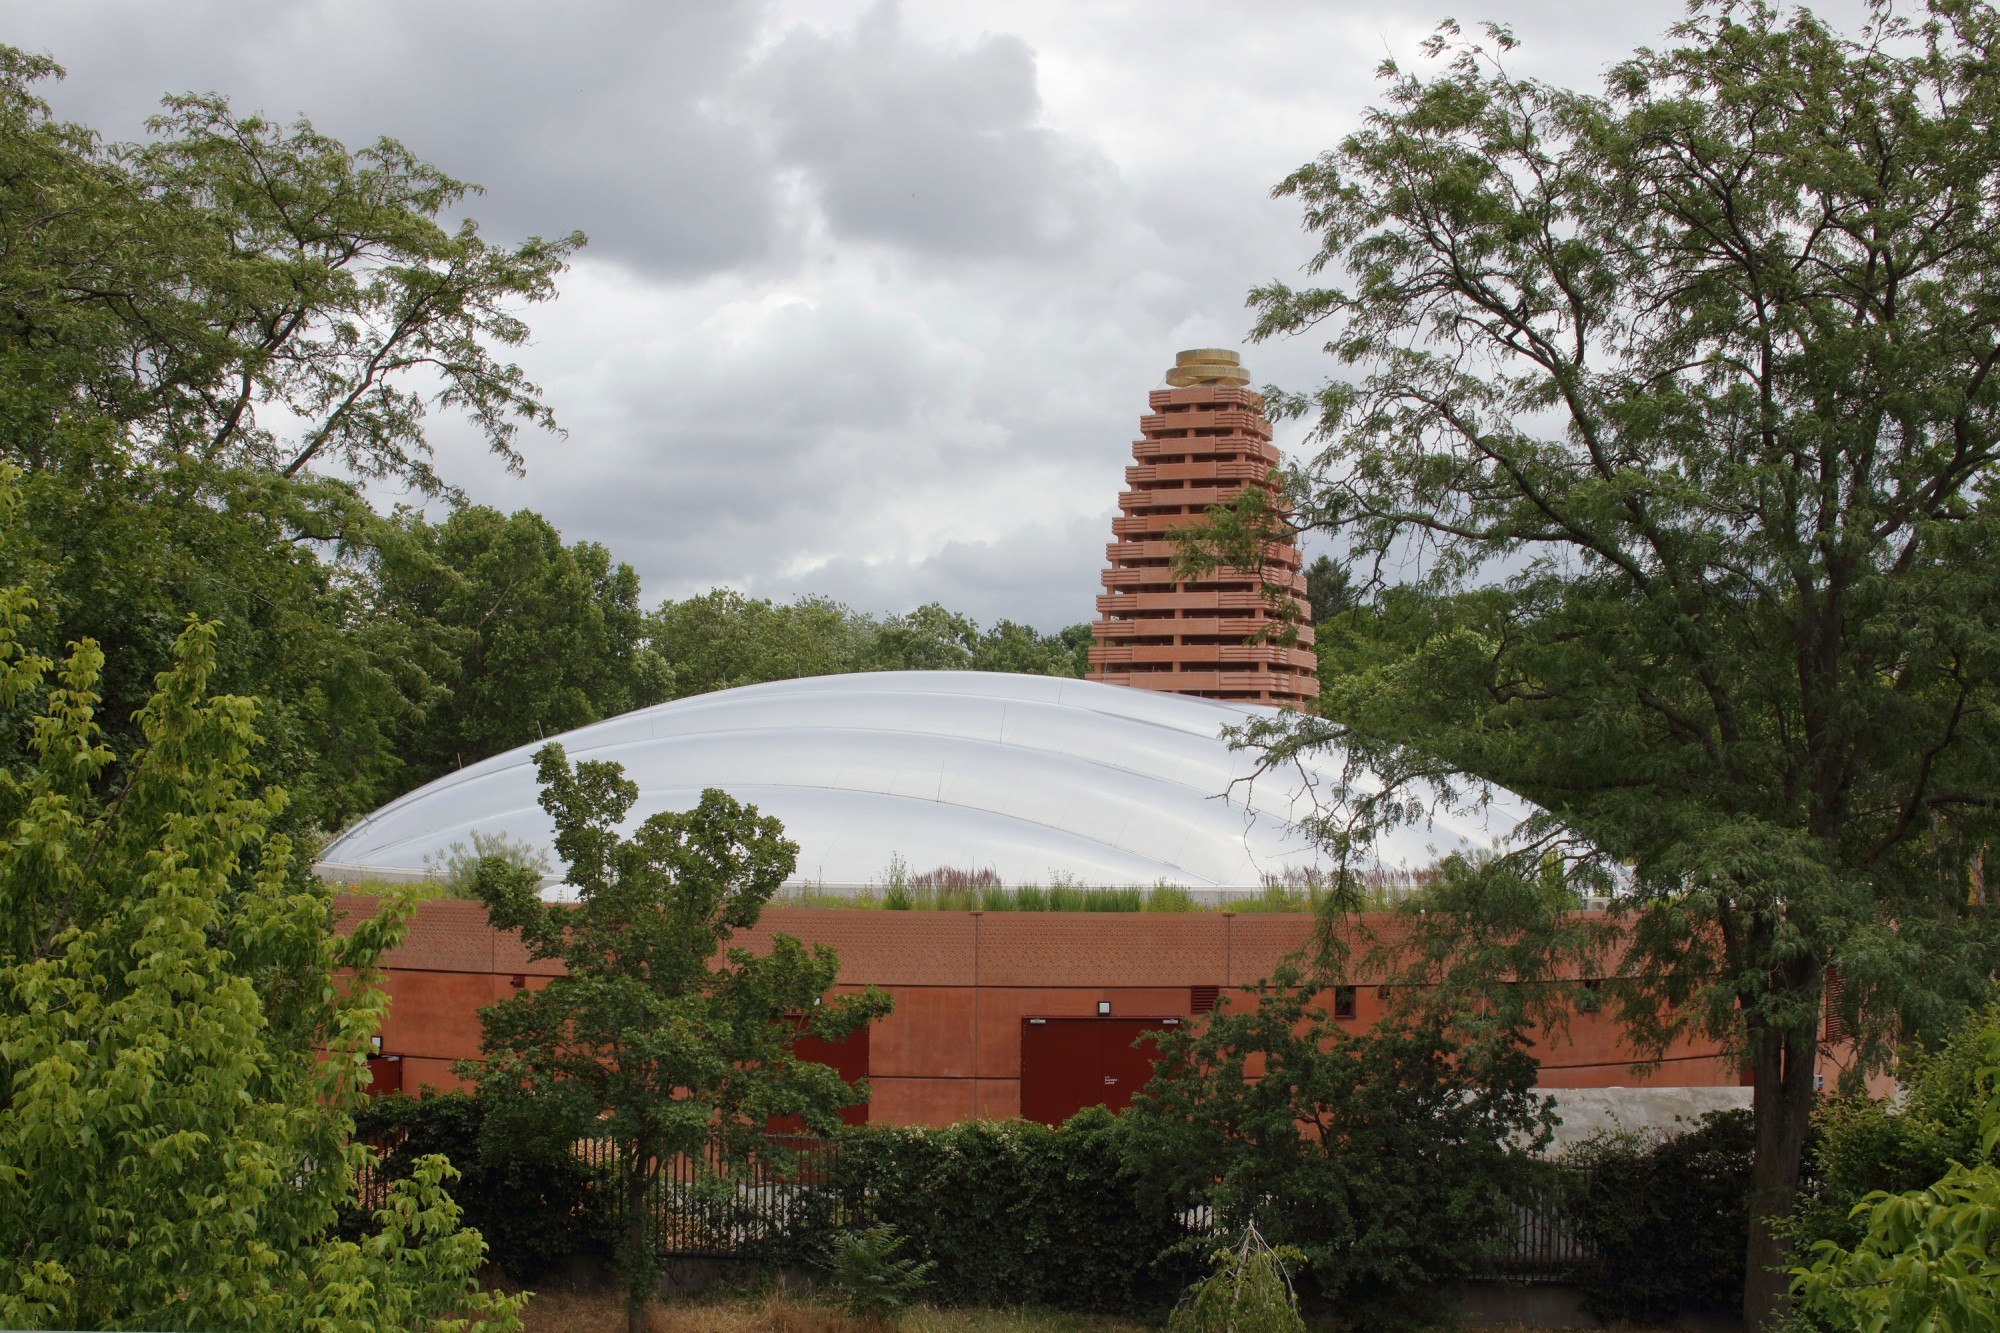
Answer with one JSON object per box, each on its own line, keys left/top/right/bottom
{"left": 0, "top": 1, "right": 1863, "bottom": 630}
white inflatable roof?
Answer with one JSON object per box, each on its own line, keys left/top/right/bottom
{"left": 316, "top": 671, "right": 1522, "bottom": 892}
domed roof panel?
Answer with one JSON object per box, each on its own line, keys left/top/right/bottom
{"left": 317, "top": 671, "right": 1523, "bottom": 890}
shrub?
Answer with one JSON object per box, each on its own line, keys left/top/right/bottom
{"left": 826, "top": 1223, "right": 934, "bottom": 1318}
{"left": 829, "top": 1109, "right": 1193, "bottom": 1316}
{"left": 1790, "top": 1028, "right": 2000, "bottom": 1329}
{"left": 1793, "top": 996, "right": 2000, "bottom": 1258}
{"left": 351, "top": 1090, "right": 616, "bottom": 1281}
{"left": 1122, "top": 965, "right": 1550, "bottom": 1330}
{"left": 1168, "top": 1225, "right": 1307, "bottom": 1333}
{"left": 1562, "top": 1109, "right": 1755, "bottom": 1323}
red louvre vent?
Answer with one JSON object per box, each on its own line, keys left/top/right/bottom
{"left": 1824, "top": 967, "right": 1848, "bottom": 1042}
{"left": 1190, "top": 985, "right": 1221, "bottom": 1014}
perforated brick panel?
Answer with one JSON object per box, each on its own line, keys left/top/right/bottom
{"left": 977, "top": 913, "right": 1229, "bottom": 987}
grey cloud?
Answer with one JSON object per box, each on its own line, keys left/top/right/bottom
{"left": 6, "top": 0, "right": 780, "bottom": 276}
{"left": 8, "top": 0, "right": 1805, "bottom": 643}
{"left": 792, "top": 515, "right": 1111, "bottom": 630}
{"left": 748, "top": 2, "right": 1111, "bottom": 257}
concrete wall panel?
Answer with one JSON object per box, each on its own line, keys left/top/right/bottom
{"left": 870, "top": 1077, "right": 977, "bottom": 1127}
{"left": 869, "top": 987, "right": 977, "bottom": 1079}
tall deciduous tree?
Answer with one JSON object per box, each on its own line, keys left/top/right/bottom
{"left": 0, "top": 45, "right": 584, "bottom": 827}
{"left": 1206, "top": 3, "right": 2000, "bottom": 1323}
{"left": 373, "top": 505, "right": 670, "bottom": 790}
{"left": 0, "top": 48, "right": 581, "bottom": 496}
{"left": 466, "top": 744, "right": 890, "bottom": 1333}
{"left": 0, "top": 482, "right": 520, "bottom": 1329}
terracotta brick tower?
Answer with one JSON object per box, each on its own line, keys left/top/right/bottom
{"left": 1088, "top": 350, "right": 1318, "bottom": 707}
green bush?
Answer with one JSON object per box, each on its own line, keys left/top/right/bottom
{"left": 1121, "top": 965, "right": 1550, "bottom": 1330}
{"left": 1562, "top": 1109, "right": 1755, "bottom": 1323}
{"left": 826, "top": 1223, "right": 935, "bottom": 1318}
{"left": 350, "top": 1090, "right": 616, "bottom": 1281}
{"left": 1790, "top": 1031, "right": 2000, "bottom": 1329}
{"left": 829, "top": 1109, "right": 1193, "bottom": 1316}
{"left": 1168, "top": 1226, "right": 1307, "bottom": 1333}
{"left": 1793, "top": 998, "right": 2000, "bottom": 1258}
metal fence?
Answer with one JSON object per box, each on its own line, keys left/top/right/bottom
{"left": 353, "top": 1132, "right": 849, "bottom": 1258}
{"left": 355, "top": 1133, "right": 1604, "bottom": 1278}
{"left": 1483, "top": 1168, "right": 1607, "bottom": 1284}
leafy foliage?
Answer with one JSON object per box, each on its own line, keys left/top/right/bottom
{"left": 647, "top": 588, "right": 1090, "bottom": 699}
{"left": 1791, "top": 995, "right": 2000, "bottom": 1271}
{"left": 0, "top": 49, "right": 580, "bottom": 494}
{"left": 1121, "top": 966, "right": 1549, "bottom": 1328}
{"left": 1167, "top": 1226, "right": 1307, "bottom": 1333}
{"left": 829, "top": 1109, "right": 1193, "bottom": 1316}
{"left": 1186, "top": 4, "right": 2000, "bottom": 1321}
{"left": 351, "top": 1090, "right": 616, "bottom": 1283}
{"left": 0, "top": 525, "right": 520, "bottom": 1329}
{"left": 1791, "top": 1028, "right": 2000, "bottom": 1329}
{"left": 826, "top": 1223, "right": 935, "bottom": 1319}
{"left": 0, "top": 44, "right": 584, "bottom": 831}
{"left": 1563, "top": 1111, "right": 1756, "bottom": 1323}
{"left": 465, "top": 743, "right": 891, "bottom": 1330}
{"left": 372, "top": 505, "right": 670, "bottom": 790}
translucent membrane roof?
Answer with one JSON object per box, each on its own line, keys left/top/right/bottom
{"left": 315, "top": 671, "right": 1524, "bottom": 891}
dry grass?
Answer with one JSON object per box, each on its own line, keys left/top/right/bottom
{"left": 516, "top": 1290, "right": 1145, "bottom": 1333}
{"left": 512, "top": 1290, "right": 1673, "bottom": 1333}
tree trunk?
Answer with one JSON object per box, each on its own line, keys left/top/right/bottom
{"left": 625, "top": 1151, "right": 650, "bottom": 1333}
{"left": 1742, "top": 1005, "right": 1820, "bottom": 1330}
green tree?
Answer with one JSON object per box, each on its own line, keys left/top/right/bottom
{"left": 3, "top": 447, "right": 440, "bottom": 833}
{"left": 0, "top": 514, "right": 521, "bottom": 1328}
{"left": 646, "top": 589, "right": 1090, "bottom": 699}
{"left": 373, "top": 505, "right": 669, "bottom": 789}
{"left": 647, "top": 589, "right": 869, "bottom": 698}
{"left": 864, "top": 602, "right": 979, "bottom": 671}
{"left": 464, "top": 743, "right": 891, "bottom": 1333}
{"left": 1303, "top": 554, "right": 1355, "bottom": 625}
{"left": 0, "top": 49, "right": 581, "bottom": 495}
{"left": 1123, "top": 966, "right": 1548, "bottom": 1328}
{"left": 1203, "top": 4, "right": 2000, "bottom": 1321}
{"left": 968, "top": 618, "right": 1085, "bottom": 678}
{"left": 0, "top": 46, "right": 583, "bottom": 827}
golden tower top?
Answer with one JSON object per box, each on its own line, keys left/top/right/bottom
{"left": 1164, "top": 348, "right": 1251, "bottom": 387}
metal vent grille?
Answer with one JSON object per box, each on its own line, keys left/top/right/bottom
{"left": 1190, "top": 984, "right": 1221, "bottom": 1014}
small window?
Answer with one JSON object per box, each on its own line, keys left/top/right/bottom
{"left": 1333, "top": 986, "right": 1357, "bottom": 1021}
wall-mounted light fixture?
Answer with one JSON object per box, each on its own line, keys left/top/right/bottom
{"left": 1097, "top": 1000, "right": 1112, "bottom": 1016}
{"left": 369, "top": 1035, "right": 383, "bottom": 1055}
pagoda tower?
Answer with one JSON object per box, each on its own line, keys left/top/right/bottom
{"left": 1087, "top": 349, "right": 1317, "bottom": 707}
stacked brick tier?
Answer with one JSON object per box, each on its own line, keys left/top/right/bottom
{"left": 1089, "top": 353, "right": 1317, "bottom": 706}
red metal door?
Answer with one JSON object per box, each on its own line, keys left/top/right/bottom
{"left": 1020, "top": 1016, "right": 1179, "bottom": 1126}
{"left": 364, "top": 1053, "right": 403, "bottom": 1096}
{"left": 1098, "top": 1017, "right": 1175, "bottom": 1114}
{"left": 1020, "top": 1016, "right": 1104, "bottom": 1126}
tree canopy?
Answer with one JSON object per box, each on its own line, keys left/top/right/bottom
{"left": 1205, "top": 2, "right": 2000, "bottom": 1323}
{"left": 0, "top": 481, "right": 519, "bottom": 1329}
{"left": 467, "top": 743, "right": 890, "bottom": 1332}
{"left": 372, "top": 505, "right": 671, "bottom": 788}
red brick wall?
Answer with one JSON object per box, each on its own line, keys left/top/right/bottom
{"left": 335, "top": 899, "right": 1748, "bottom": 1124}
